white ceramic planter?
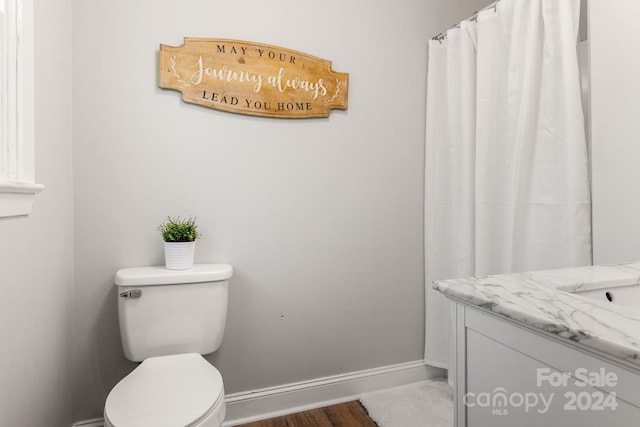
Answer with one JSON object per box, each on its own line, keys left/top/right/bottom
{"left": 164, "top": 241, "right": 196, "bottom": 270}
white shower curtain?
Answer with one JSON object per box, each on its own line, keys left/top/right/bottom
{"left": 424, "top": 0, "right": 591, "bottom": 369}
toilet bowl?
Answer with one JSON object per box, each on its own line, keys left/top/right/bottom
{"left": 104, "top": 353, "right": 225, "bottom": 427}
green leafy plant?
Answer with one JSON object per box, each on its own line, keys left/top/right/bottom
{"left": 157, "top": 216, "right": 201, "bottom": 242}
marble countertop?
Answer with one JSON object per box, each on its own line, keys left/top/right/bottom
{"left": 434, "top": 262, "right": 640, "bottom": 368}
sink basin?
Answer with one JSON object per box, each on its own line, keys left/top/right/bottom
{"left": 573, "top": 283, "right": 640, "bottom": 309}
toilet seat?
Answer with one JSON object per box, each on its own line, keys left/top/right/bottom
{"left": 104, "top": 353, "right": 224, "bottom": 427}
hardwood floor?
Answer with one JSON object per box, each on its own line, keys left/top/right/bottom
{"left": 235, "top": 400, "right": 378, "bottom": 427}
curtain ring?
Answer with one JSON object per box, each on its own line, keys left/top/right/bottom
{"left": 432, "top": 32, "right": 446, "bottom": 43}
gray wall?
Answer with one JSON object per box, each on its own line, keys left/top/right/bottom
{"left": 71, "top": 0, "right": 487, "bottom": 420}
{"left": 0, "top": 0, "right": 74, "bottom": 425}
{"left": 589, "top": 0, "right": 640, "bottom": 264}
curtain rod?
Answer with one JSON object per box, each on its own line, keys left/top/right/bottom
{"left": 431, "top": 0, "right": 499, "bottom": 42}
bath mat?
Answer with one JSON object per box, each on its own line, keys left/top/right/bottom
{"left": 359, "top": 379, "right": 453, "bottom": 427}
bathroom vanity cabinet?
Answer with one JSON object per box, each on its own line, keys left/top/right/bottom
{"left": 434, "top": 263, "right": 640, "bottom": 427}
{"left": 450, "top": 302, "right": 640, "bottom": 426}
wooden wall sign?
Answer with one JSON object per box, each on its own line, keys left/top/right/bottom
{"left": 159, "top": 38, "right": 349, "bottom": 119}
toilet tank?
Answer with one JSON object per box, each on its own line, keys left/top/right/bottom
{"left": 115, "top": 264, "right": 233, "bottom": 362}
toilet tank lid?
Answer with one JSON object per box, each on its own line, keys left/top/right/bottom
{"left": 115, "top": 264, "right": 233, "bottom": 287}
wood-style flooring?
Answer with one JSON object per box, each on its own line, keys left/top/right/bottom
{"left": 235, "top": 400, "right": 379, "bottom": 427}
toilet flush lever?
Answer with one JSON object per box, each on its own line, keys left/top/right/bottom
{"left": 120, "top": 290, "right": 142, "bottom": 299}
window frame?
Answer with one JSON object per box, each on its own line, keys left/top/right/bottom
{"left": 0, "top": 0, "right": 43, "bottom": 218}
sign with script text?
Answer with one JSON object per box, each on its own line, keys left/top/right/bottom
{"left": 159, "top": 38, "right": 349, "bottom": 118}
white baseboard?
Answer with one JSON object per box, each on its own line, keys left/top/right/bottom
{"left": 72, "top": 360, "right": 443, "bottom": 427}
{"left": 223, "top": 360, "right": 443, "bottom": 426}
{"left": 72, "top": 419, "right": 104, "bottom": 427}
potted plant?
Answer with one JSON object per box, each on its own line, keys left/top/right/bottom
{"left": 157, "top": 216, "right": 201, "bottom": 270}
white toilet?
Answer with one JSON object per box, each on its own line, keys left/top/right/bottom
{"left": 104, "top": 263, "right": 233, "bottom": 427}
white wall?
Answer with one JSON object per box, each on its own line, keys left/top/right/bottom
{"left": 0, "top": 0, "right": 74, "bottom": 425}
{"left": 71, "top": 0, "right": 488, "bottom": 420}
{"left": 589, "top": 0, "right": 640, "bottom": 264}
